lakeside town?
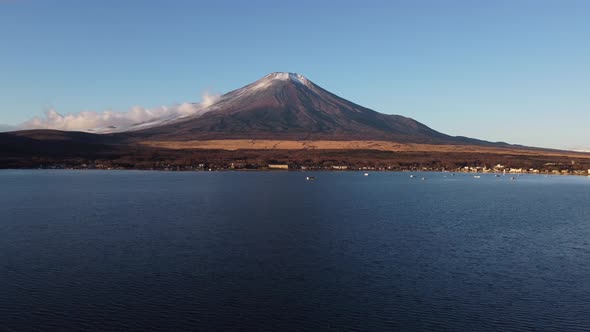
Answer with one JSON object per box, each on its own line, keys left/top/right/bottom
{"left": 26, "top": 160, "right": 590, "bottom": 176}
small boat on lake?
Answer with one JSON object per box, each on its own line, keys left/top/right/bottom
{"left": 364, "top": 173, "right": 369, "bottom": 176}
{"left": 473, "top": 175, "right": 481, "bottom": 179}
{"left": 306, "top": 176, "right": 316, "bottom": 181}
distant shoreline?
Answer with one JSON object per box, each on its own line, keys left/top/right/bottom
{"left": 1, "top": 168, "right": 589, "bottom": 177}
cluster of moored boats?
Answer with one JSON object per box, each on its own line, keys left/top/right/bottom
{"left": 306, "top": 173, "right": 523, "bottom": 181}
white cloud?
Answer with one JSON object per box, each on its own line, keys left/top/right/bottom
{"left": 18, "top": 91, "right": 220, "bottom": 132}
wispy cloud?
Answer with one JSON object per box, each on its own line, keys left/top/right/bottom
{"left": 18, "top": 91, "right": 220, "bottom": 132}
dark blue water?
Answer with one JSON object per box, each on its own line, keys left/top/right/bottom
{"left": 1, "top": 170, "right": 590, "bottom": 331}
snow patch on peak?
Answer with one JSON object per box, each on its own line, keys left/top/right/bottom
{"left": 264, "top": 72, "right": 309, "bottom": 85}
{"left": 243, "top": 72, "right": 311, "bottom": 92}
{"left": 288, "top": 73, "right": 308, "bottom": 85}
{"left": 266, "top": 72, "right": 290, "bottom": 80}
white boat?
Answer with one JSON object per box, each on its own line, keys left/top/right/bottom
{"left": 364, "top": 173, "right": 369, "bottom": 176}
{"left": 306, "top": 176, "right": 316, "bottom": 181}
{"left": 473, "top": 175, "right": 481, "bottom": 179}
{"left": 410, "top": 175, "right": 415, "bottom": 178}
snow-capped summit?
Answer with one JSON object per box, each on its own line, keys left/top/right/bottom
{"left": 263, "top": 72, "right": 309, "bottom": 86}
{"left": 242, "top": 72, "right": 311, "bottom": 93}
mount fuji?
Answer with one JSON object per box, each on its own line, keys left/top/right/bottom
{"left": 3, "top": 72, "right": 589, "bottom": 169}
{"left": 124, "top": 72, "right": 483, "bottom": 144}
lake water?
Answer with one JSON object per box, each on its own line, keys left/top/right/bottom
{"left": 1, "top": 170, "right": 590, "bottom": 331}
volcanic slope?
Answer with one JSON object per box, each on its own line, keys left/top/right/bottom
{"left": 128, "top": 72, "right": 492, "bottom": 145}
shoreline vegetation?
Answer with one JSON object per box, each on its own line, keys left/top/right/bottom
{"left": 4, "top": 168, "right": 590, "bottom": 177}
{"left": 2, "top": 153, "right": 590, "bottom": 174}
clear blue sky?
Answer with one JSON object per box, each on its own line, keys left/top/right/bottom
{"left": 1, "top": 0, "right": 588, "bottom": 149}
